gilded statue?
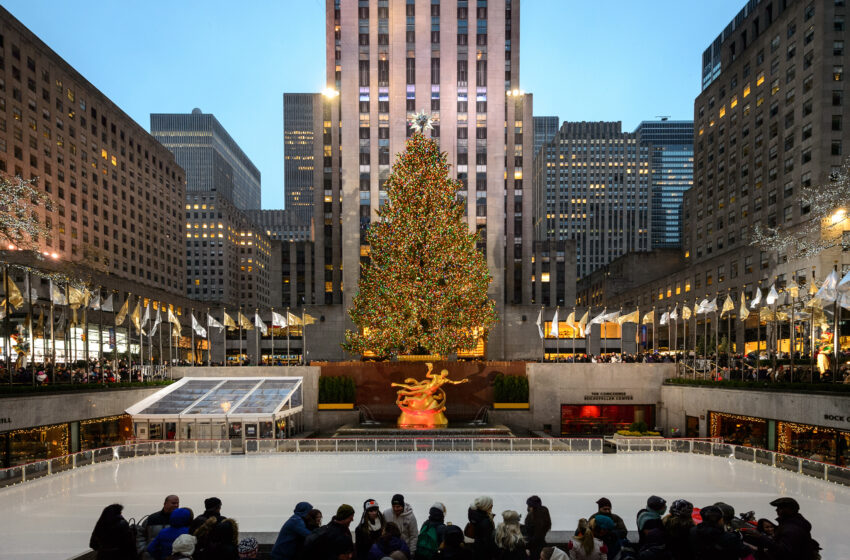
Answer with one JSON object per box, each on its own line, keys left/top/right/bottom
{"left": 391, "top": 362, "right": 468, "bottom": 428}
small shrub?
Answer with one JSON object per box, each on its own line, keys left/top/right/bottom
{"left": 493, "top": 373, "right": 529, "bottom": 403}
{"left": 318, "top": 376, "right": 356, "bottom": 403}
{"left": 628, "top": 421, "right": 649, "bottom": 433}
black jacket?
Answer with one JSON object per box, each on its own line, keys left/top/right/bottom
{"left": 90, "top": 517, "right": 136, "bottom": 560}
{"left": 304, "top": 519, "right": 354, "bottom": 560}
{"left": 689, "top": 522, "right": 750, "bottom": 560}
{"left": 467, "top": 508, "right": 497, "bottom": 560}
{"left": 755, "top": 513, "right": 817, "bottom": 560}
{"left": 524, "top": 506, "right": 551, "bottom": 557}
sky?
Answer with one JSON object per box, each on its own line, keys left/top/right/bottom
{"left": 4, "top": 0, "right": 746, "bottom": 210}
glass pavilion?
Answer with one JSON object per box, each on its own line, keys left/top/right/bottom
{"left": 126, "top": 377, "right": 304, "bottom": 442}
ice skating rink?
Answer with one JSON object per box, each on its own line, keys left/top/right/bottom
{"left": 0, "top": 451, "right": 847, "bottom": 559}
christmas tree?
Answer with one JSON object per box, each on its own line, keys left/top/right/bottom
{"left": 344, "top": 118, "right": 497, "bottom": 357}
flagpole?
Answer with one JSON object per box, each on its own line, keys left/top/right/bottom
{"left": 790, "top": 289, "right": 796, "bottom": 380}
{"left": 286, "top": 306, "right": 291, "bottom": 365}
{"left": 771, "top": 284, "right": 778, "bottom": 376}
{"left": 619, "top": 306, "right": 624, "bottom": 361}
{"left": 3, "top": 265, "right": 10, "bottom": 382}
{"left": 555, "top": 306, "right": 560, "bottom": 362}
{"left": 834, "top": 265, "right": 840, "bottom": 383}
{"left": 223, "top": 307, "right": 228, "bottom": 367}
{"left": 49, "top": 285, "right": 55, "bottom": 384}
{"left": 191, "top": 308, "right": 196, "bottom": 367}
{"left": 714, "top": 297, "right": 719, "bottom": 369}
{"left": 26, "top": 271, "right": 34, "bottom": 386}
{"left": 207, "top": 307, "right": 212, "bottom": 366}
{"left": 572, "top": 306, "right": 576, "bottom": 360}
{"left": 726, "top": 291, "right": 732, "bottom": 374}
{"left": 270, "top": 307, "right": 275, "bottom": 366}
{"left": 239, "top": 306, "right": 243, "bottom": 366}
{"left": 301, "top": 307, "right": 307, "bottom": 365}
{"left": 255, "top": 308, "right": 260, "bottom": 366}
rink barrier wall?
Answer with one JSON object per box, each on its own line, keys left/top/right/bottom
{"left": 1, "top": 437, "right": 849, "bottom": 489}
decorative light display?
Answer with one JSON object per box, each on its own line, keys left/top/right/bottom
{"left": 344, "top": 132, "right": 497, "bottom": 357}
{"left": 709, "top": 411, "right": 765, "bottom": 438}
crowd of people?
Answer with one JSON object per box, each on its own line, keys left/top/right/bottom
{"left": 0, "top": 358, "right": 165, "bottom": 385}
{"left": 89, "top": 492, "right": 820, "bottom": 560}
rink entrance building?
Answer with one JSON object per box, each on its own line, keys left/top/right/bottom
{"left": 126, "top": 377, "right": 304, "bottom": 445}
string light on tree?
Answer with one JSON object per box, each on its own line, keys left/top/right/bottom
{"left": 344, "top": 130, "right": 497, "bottom": 358}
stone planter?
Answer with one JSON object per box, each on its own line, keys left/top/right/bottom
{"left": 492, "top": 403, "right": 530, "bottom": 410}
{"left": 318, "top": 403, "right": 355, "bottom": 410}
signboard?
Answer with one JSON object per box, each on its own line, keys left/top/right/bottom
{"left": 583, "top": 391, "right": 634, "bottom": 402}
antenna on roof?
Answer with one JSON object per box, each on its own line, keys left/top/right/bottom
{"left": 656, "top": 115, "right": 670, "bottom": 121}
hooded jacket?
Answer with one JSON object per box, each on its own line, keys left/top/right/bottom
{"left": 384, "top": 503, "right": 419, "bottom": 554}
{"left": 418, "top": 506, "right": 448, "bottom": 556}
{"left": 368, "top": 535, "right": 412, "bottom": 560}
{"left": 147, "top": 508, "right": 193, "bottom": 560}
{"left": 271, "top": 501, "right": 314, "bottom": 560}
{"left": 756, "top": 512, "right": 817, "bottom": 560}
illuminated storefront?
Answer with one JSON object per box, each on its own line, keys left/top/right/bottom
{"left": 560, "top": 404, "right": 655, "bottom": 436}
{"left": 709, "top": 412, "right": 768, "bottom": 448}
{"left": 777, "top": 421, "right": 850, "bottom": 467}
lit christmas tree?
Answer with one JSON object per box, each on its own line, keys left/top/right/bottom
{"left": 344, "top": 112, "right": 497, "bottom": 357}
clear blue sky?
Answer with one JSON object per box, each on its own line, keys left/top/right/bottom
{"left": 4, "top": 0, "right": 745, "bottom": 210}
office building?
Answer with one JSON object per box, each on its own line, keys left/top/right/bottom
{"left": 284, "top": 93, "right": 320, "bottom": 226}
{"left": 634, "top": 119, "right": 694, "bottom": 249}
{"left": 533, "top": 115, "right": 559, "bottom": 157}
{"left": 151, "top": 110, "right": 261, "bottom": 211}
{"left": 535, "top": 121, "right": 651, "bottom": 280}
{"left": 0, "top": 6, "right": 186, "bottom": 296}
{"left": 309, "top": 0, "right": 559, "bottom": 359}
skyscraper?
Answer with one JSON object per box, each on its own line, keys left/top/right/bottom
{"left": 535, "top": 121, "right": 651, "bottom": 279}
{"left": 151, "top": 109, "right": 262, "bottom": 211}
{"left": 283, "top": 93, "right": 320, "bottom": 226}
{"left": 634, "top": 119, "right": 694, "bottom": 249}
{"left": 533, "top": 115, "right": 559, "bottom": 157}
{"left": 314, "top": 0, "right": 546, "bottom": 359}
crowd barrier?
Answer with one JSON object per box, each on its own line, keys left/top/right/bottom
{"left": 1, "top": 437, "right": 848, "bottom": 489}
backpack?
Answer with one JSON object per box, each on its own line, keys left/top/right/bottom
{"left": 301, "top": 525, "right": 331, "bottom": 558}
{"left": 416, "top": 522, "right": 440, "bottom": 559}
{"left": 129, "top": 515, "right": 149, "bottom": 555}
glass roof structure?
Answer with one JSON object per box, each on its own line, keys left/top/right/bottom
{"left": 126, "top": 377, "right": 303, "bottom": 421}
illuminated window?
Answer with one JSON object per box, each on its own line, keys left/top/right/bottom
{"left": 101, "top": 149, "right": 107, "bottom": 159}
{"left": 743, "top": 84, "right": 751, "bottom": 97}
{"left": 756, "top": 72, "right": 765, "bottom": 86}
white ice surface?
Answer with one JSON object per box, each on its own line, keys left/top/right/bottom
{"left": 0, "top": 452, "right": 846, "bottom": 559}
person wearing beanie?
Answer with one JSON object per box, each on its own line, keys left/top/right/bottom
{"left": 523, "top": 496, "right": 552, "bottom": 560}
{"left": 566, "top": 518, "right": 608, "bottom": 560}
{"left": 662, "top": 499, "right": 694, "bottom": 560}
{"left": 744, "top": 497, "right": 819, "bottom": 560}
{"left": 588, "top": 497, "right": 627, "bottom": 541}
{"left": 467, "top": 496, "right": 497, "bottom": 560}
{"left": 636, "top": 495, "right": 667, "bottom": 549}
{"left": 356, "top": 499, "right": 386, "bottom": 559}
{"left": 368, "top": 521, "right": 411, "bottom": 560}
{"left": 589, "top": 515, "right": 620, "bottom": 560}
{"left": 415, "top": 504, "right": 448, "bottom": 560}
{"left": 494, "top": 510, "right": 526, "bottom": 560}
{"left": 383, "top": 493, "right": 419, "bottom": 556}
{"left": 190, "top": 497, "right": 224, "bottom": 535}
{"left": 689, "top": 505, "right": 749, "bottom": 559}
{"left": 237, "top": 537, "right": 259, "bottom": 559}
{"left": 170, "top": 534, "right": 196, "bottom": 559}
{"left": 270, "top": 501, "right": 314, "bottom": 560}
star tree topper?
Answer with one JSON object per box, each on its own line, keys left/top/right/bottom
{"left": 409, "top": 109, "right": 435, "bottom": 133}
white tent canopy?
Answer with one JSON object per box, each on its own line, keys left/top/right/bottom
{"left": 126, "top": 377, "right": 303, "bottom": 440}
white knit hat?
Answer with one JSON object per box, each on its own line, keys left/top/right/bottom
{"left": 171, "top": 534, "right": 196, "bottom": 554}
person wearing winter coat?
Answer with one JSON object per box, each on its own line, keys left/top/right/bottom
{"left": 662, "top": 500, "right": 694, "bottom": 560}
{"left": 745, "top": 497, "right": 819, "bottom": 560}
{"left": 89, "top": 503, "right": 136, "bottom": 560}
{"left": 467, "top": 496, "right": 498, "bottom": 560}
{"left": 384, "top": 493, "right": 419, "bottom": 556}
{"left": 688, "top": 506, "right": 750, "bottom": 560}
{"left": 541, "top": 547, "right": 569, "bottom": 560}
{"left": 524, "top": 495, "right": 552, "bottom": 560}
{"left": 436, "top": 525, "right": 474, "bottom": 560}
{"left": 368, "top": 522, "right": 412, "bottom": 560}
{"left": 590, "top": 515, "right": 621, "bottom": 560}
{"left": 271, "top": 501, "right": 314, "bottom": 560}
{"left": 147, "top": 507, "right": 193, "bottom": 560}
{"left": 190, "top": 497, "right": 225, "bottom": 535}
{"left": 416, "top": 503, "right": 448, "bottom": 560}
{"left": 170, "top": 534, "right": 197, "bottom": 559}
{"left": 588, "top": 498, "right": 628, "bottom": 542}
{"left": 356, "top": 499, "right": 386, "bottom": 559}
{"left": 494, "top": 510, "right": 527, "bottom": 560}
{"left": 566, "top": 518, "right": 608, "bottom": 560}
{"left": 138, "top": 495, "right": 181, "bottom": 558}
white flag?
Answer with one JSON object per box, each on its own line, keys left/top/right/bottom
{"left": 766, "top": 284, "right": 779, "bottom": 306}
{"left": 49, "top": 281, "right": 67, "bottom": 305}
{"left": 192, "top": 314, "right": 207, "bottom": 338}
{"left": 838, "top": 269, "right": 850, "bottom": 294}
{"left": 141, "top": 303, "right": 151, "bottom": 327}
{"left": 255, "top": 312, "right": 268, "bottom": 335}
{"left": 750, "top": 288, "right": 762, "bottom": 309}
{"left": 271, "top": 311, "right": 288, "bottom": 328}
{"left": 815, "top": 270, "right": 840, "bottom": 304}
{"left": 89, "top": 292, "right": 102, "bottom": 311}
{"left": 535, "top": 309, "right": 544, "bottom": 339}
{"left": 549, "top": 310, "right": 559, "bottom": 338}
{"left": 660, "top": 312, "right": 669, "bottom": 326}
{"left": 150, "top": 309, "right": 162, "bottom": 337}
{"left": 207, "top": 314, "right": 224, "bottom": 330}
{"left": 669, "top": 305, "right": 679, "bottom": 321}
{"left": 101, "top": 293, "right": 114, "bottom": 312}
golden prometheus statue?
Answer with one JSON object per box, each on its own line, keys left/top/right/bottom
{"left": 391, "top": 362, "right": 469, "bottom": 428}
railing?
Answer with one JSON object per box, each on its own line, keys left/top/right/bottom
{"left": 611, "top": 437, "right": 850, "bottom": 487}
{"left": 244, "top": 437, "right": 602, "bottom": 454}
{"left": 3, "top": 436, "right": 849, "bottom": 490}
